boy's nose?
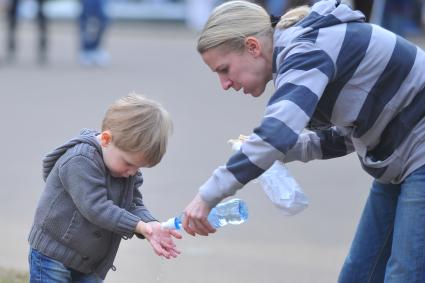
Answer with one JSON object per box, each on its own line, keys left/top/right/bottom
{"left": 127, "top": 168, "right": 137, "bottom": 176}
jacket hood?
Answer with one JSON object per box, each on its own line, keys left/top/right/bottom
{"left": 305, "top": 0, "right": 365, "bottom": 28}
{"left": 275, "top": 0, "right": 365, "bottom": 45}
{"left": 42, "top": 129, "right": 100, "bottom": 181}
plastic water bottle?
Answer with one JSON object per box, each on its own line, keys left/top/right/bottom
{"left": 161, "top": 198, "right": 248, "bottom": 230}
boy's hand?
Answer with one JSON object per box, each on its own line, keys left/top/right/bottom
{"left": 144, "top": 222, "right": 182, "bottom": 259}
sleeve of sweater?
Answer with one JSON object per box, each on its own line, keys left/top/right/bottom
{"left": 283, "top": 127, "right": 355, "bottom": 163}
{"left": 59, "top": 155, "right": 141, "bottom": 238}
{"left": 199, "top": 42, "right": 335, "bottom": 207}
{"left": 129, "top": 173, "right": 157, "bottom": 223}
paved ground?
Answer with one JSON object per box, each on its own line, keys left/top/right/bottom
{"left": 1, "top": 20, "right": 424, "bottom": 282}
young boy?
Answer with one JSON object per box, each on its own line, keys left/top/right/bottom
{"left": 28, "top": 94, "right": 181, "bottom": 282}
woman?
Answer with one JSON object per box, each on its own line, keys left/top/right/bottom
{"left": 183, "top": 0, "right": 425, "bottom": 282}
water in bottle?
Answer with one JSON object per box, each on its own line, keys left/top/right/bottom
{"left": 161, "top": 198, "right": 248, "bottom": 230}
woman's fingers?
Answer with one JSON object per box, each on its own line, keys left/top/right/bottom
{"left": 182, "top": 214, "right": 196, "bottom": 236}
{"left": 183, "top": 193, "right": 216, "bottom": 236}
{"left": 192, "top": 217, "right": 215, "bottom": 236}
{"left": 184, "top": 213, "right": 216, "bottom": 236}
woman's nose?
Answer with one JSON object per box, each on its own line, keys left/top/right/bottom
{"left": 219, "top": 75, "right": 232, "bottom": 90}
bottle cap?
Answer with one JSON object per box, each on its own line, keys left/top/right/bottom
{"left": 161, "top": 217, "right": 179, "bottom": 230}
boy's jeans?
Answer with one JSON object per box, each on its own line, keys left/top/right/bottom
{"left": 338, "top": 164, "right": 425, "bottom": 283}
{"left": 29, "top": 248, "right": 103, "bottom": 283}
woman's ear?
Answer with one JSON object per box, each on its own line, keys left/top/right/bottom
{"left": 244, "top": 36, "right": 261, "bottom": 57}
{"left": 100, "top": 130, "right": 112, "bottom": 147}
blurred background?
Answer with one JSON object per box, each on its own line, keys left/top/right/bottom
{"left": 0, "top": 0, "right": 425, "bottom": 282}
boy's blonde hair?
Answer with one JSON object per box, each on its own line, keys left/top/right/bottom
{"left": 197, "top": 0, "right": 311, "bottom": 54}
{"left": 102, "top": 93, "right": 172, "bottom": 167}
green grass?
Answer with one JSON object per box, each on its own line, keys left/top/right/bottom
{"left": 0, "top": 268, "right": 28, "bottom": 283}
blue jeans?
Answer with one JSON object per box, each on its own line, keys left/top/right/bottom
{"left": 29, "top": 248, "right": 103, "bottom": 283}
{"left": 338, "top": 165, "right": 425, "bottom": 283}
{"left": 266, "top": 0, "right": 287, "bottom": 15}
{"left": 79, "top": 0, "right": 108, "bottom": 51}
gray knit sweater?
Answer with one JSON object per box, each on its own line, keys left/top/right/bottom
{"left": 28, "top": 129, "right": 156, "bottom": 279}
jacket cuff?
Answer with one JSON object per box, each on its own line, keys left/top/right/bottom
{"left": 199, "top": 167, "right": 243, "bottom": 208}
{"left": 199, "top": 176, "right": 224, "bottom": 208}
{"left": 131, "top": 208, "right": 157, "bottom": 223}
{"left": 115, "top": 211, "right": 141, "bottom": 237}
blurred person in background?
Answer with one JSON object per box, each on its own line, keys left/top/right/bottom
{"left": 421, "top": 0, "right": 425, "bottom": 30}
{"left": 185, "top": 0, "right": 217, "bottom": 31}
{"left": 183, "top": 1, "right": 425, "bottom": 282}
{"left": 79, "top": 0, "right": 110, "bottom": 67}
{"left": 263, "top": 0, "right": 288, "bottom": 15}
{"left": 379, "top": 0, "right": 424, "bottom": 36}
{"left": 257, "top": 0, "right": 317, "bottom": 17}
{"left": 5, "top": 0, "right": 48, "bottom": 64}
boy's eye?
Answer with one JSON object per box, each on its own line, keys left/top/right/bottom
{"left": 122, "top": 159, "right": 133, "bottom": 167}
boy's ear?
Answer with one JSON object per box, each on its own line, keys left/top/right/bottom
{"left": 100, "top": 130, "right": 112, "bottom": 147}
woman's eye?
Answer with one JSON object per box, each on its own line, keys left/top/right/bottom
{"left": 218, "top": 67, "right": 228, "bottom": 74}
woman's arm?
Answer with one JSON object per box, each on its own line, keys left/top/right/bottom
{"left": 283, "top": 127, "right": 354, "bottom": 163}
{"left": 184, "top": 41, "right": 335, "bottom": 235}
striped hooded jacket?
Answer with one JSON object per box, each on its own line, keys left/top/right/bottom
{"left": 199, "top": 0, "right": 425, "bottom": 207}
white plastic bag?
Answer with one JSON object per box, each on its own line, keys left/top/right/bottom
{"left": 258, "top": 160, "right": 309, "bottom": 216}
{"left": 228, "top": 136, "right": 309, "bottom": 216}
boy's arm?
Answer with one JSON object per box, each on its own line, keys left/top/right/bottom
{"left": 131, "top": 174, "right": 182, "bottom": 258}
{"left": 130, "top": 173, "right": 156, "bottom": 222}
{"left": 59, "top": 155, "right": 141, "bottom": 238}
{"left": 130, "top": 174, "right": 157, "bottom": 239}
{"left": 60, "top": 155, "right": 181, "bottom": 258}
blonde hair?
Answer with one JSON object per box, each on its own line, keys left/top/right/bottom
{"left": 197, "top": 1, "right": 311, "bottom": 54}
{"left": 197, "top": 1, "right": 272, "bottom": 53}
{"left": 102, "top": 93, "right": 172, "bottom": 167}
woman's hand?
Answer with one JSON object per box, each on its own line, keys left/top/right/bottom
{"left": 183, "top": 193, "right": 216, "bottom": 236}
